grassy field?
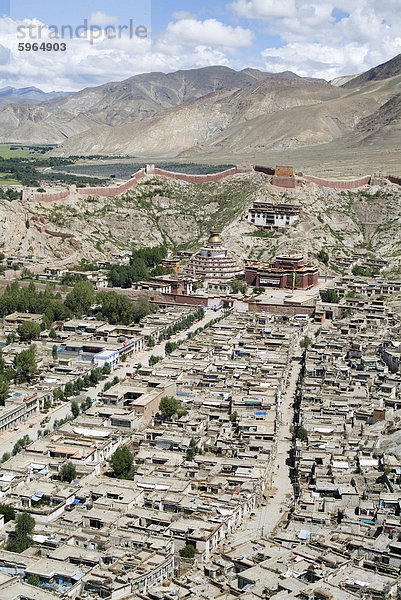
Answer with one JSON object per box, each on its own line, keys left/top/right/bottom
{"left": 0, "top": 144, "right": 57, "bottom": 159}
{"left": 0, "top": 144, "right": 33, "bottom": 158}
{"left": 0, "top": 173, "right": 19, "bottom": 185}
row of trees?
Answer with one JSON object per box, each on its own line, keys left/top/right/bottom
{"left": 157, "top": 308, "right": 204, "bottom": 343}
{"left": 0, "top": 280, "right": 156, "bottom": 350}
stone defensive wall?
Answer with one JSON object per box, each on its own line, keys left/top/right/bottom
{"left": 299, "top": 173, "right": 372, "bottom": 189}
{"left": 76, "top": 168, "right": 146, "bottom": 197}
{"left": 25, "top": 164, "right": 246, "bottom": 204}
{"left": 23, "top": 189, "right": 70, "bottom": 203}
{"left": 22, "top": 163, "right": 401, "bottom": 204}
{"left": 388, "top": 175, "right": 401, "bottom": 186}
{"left": 149, "top": 165, "right": 239, "bottom": 183}
{"left": 254, "top": 165, "right": 275, "bottom": 176}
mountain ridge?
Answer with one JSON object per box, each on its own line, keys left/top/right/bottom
{"left": 0, "top": 55, "right": 400, "bottom": 163}
{"left": 0, "top": 66, "right": 323, "bottom": 144}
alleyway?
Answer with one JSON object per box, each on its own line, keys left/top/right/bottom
{"left": 225, "top": 349, "right": 302, "bottom": 547}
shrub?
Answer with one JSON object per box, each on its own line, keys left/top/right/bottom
{"left": 179, "top": 544, "right": 196, "bottom": 559}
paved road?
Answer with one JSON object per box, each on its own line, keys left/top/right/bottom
{"left": 0, "top": 401, "right": 73, "bottom": 458}
{"left": 0, "top": 307, "right": 224, "bottom": 457}
{"left": 135, "top": 307, "right": 224, "bottom": 366}
{"left": 224, "top": 350, "right": 301, "bottom": 547}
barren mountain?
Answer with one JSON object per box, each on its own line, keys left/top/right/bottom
{"left": 0, "top": 66, "right": 306, "bottom": 144}
{"left": 0, "top": 86, "right": 68, "bottom": 106}
{"left": 54, "top": 72, "right": 400, "bottom": 158}
{"left": 1, "top": 56, "right": 400, "bottom": 168}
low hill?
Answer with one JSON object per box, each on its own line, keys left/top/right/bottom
{"left": 2, "top": 172, "right": 401, "bottom": 278}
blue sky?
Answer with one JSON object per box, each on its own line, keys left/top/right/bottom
{"left": 0, "top": 0, "right": 400, "bottom": 91}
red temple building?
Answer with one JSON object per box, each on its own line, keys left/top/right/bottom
{"left": 245, "top": 254, "right": 318, "bottom": 289}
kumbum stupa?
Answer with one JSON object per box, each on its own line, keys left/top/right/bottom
{"left": 183, "top": 230, "right": 243, "bottom": 280}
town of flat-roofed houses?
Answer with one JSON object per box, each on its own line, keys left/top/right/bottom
{"left": 0, "top": 159, "right": 400, "bottom": 600}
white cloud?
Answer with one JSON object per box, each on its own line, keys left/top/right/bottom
{"left": 160, "top": 18, "right": 254, "bottom": 49}
{"left": 0, "top": 16, "right": 237, "bottom": 91}
{"left": 261, "top": 42, "right": 369, "bottom": 80}
{"left": 229, "top": 0, "right": 296, "bottom": 19}
{"left": 229, "top": 0, "right": 401, "bottom": 79}
{"left": 0, "top": 3, "right": 400, "bottom": 91}
{"left": 171, "top": 11, "right": 195, "bottom": 20}
{"left": 89, "top": 12, "right": 119, "bottom": 25}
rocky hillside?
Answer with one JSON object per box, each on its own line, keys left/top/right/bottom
{"left": 2, "top": 172, "right": 401, "bottom": 275}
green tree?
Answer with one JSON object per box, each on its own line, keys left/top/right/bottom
{"left": 71, "top": 401, "right": 80, "bottom": 419}
{"left": 230, "top": 411, "right": 239, "bottom": 423}
{"left": 17, "top": 321, "right": 41, "bottom": 342}
{"left": 0, "top": 503, "right": 15, "bottom": 523}
{"left": 64, "top": 382, "right": 73, "bottom": 397}
{"left": 26, "top": 575, "right": 40, "bottom": 587}
{"left": 53, "top": 388, "right": 64, "bottom": 402}
{"left": 159, "top": 396, "right": 180, "bottom": 419}
{"left": 15, "top": 511, "right": 35, "bottom": 538}
{"left": 300, "top": 336, "right": 312, "bottom": 349}
{"left": 52, "top": 345, "right": 58, "bottom": 360}
{"left": 132, "top": 296, "right": 155, "bottom": 323}
{"left": 60, "top": 462, "right": 77, "bottom": 482}
{"left": 43, "top": 398, "right": 51, "bottom": 410}
{"left": 110, "top": 445, "right": 134, "bottom": 479}
{"left": 147, "top": 337, "right": 155, "bottom": 348}
{"left": 7, "top": 512, "right": 35, "bottom": 553}
{"left": 149, "top": 354, "right": 162, "bottom": 366}
{"left": 0, "top": 376, "right": 9, "bottom": 406}
{"left": 102, "top": 363, "right": 111, "bottom": 375}
{"left": 65, "top": 280, "right": 95, "bottom": 316}
{"left": 75, "top": 377, "right": 84, "bottom": 391}
{"left": 186, "top": 437, "right": 199, "bottom": 461}
{"left": 1, "top": 452, "right": 10, "bottom": 463}
{"left": 231, "top": 279, "right": 247, "bottom": 295}
{"left": 179, "top": 544, "right": 196, "bottom": 558}
{"left": 320, "top": 289, "right": 340, "bottom": 303}
{"left": 97, "top": 291, "right": 135, "bottom": 325}
{"left": 317, "top": 249, "right": 329, "bottom": 264}
{"left": 14, "top": 347, "right": 37, "bottom": 383}
{"left": 165, "top": 341, "right": 178, "bottom": 355}
{"left": 296, "top": 426, "right": 308, "bottom": 442}
{"left": 89, "top": 369, "right": 101, "bottom": 385}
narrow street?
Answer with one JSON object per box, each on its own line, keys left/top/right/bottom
{"left": 224, "top": 348, "right": 302, "bottom": 547}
